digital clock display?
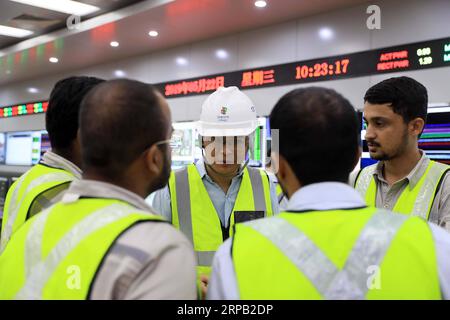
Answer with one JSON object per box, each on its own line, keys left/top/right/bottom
{"left": 153, "top": 36, "right": 450, "bottom": 98}
{"left": 295, "top": 59, "right": 350, "bottom": 80}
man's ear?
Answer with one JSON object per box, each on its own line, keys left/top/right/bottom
{"left": 144, "top": 144, "right": 162, "bottom": 174}
{"left": 353, "top": 146, "right": 362, "bottom": 169}
{"left": 409, "top": 117, "right": 425, "bottom": 138}
{"left": 277, "top": 154, "right": 287, "bottom": 183}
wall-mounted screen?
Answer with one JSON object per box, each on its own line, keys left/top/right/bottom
{"left": 154, "top": 36, "right": 450, "bottom": 98}
{"left": 4, "top": 130, "right": 49, "bottom": 166}
{"left": 5, "top": 132, "right": 34, "bottom": 166}
{"left": 0, "top": 133, "right": 5, "bottom": 164}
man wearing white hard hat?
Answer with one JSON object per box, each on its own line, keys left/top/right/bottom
{"left": 152, "top": 86, "right": 278, "bottom": 283}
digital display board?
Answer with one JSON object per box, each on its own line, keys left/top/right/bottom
{"left": 154, "top": 36, "right": 450, "bottom": 98}
{"left": 1, "top": 37, "right": 449, "bottom": 117}
{"left": 3, "top": 130, "right": 49, "bottom": 166}
{"left": 0, "top": 101, "right": 48, "bottom": 119}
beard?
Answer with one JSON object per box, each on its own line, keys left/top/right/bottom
{"left": 148, "top": 153, "right": 172, "bottom": 194}
{"left": 369, "top": 128, "right": 409, "bottom": 161}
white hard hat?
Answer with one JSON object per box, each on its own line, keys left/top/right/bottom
{"left": 197, "top": 86, "right": 258, "bottom": 137}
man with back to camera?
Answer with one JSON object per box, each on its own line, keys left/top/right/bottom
{"left": 207, "top": 86, "right": 450, "bottom": 300}
{"left": 351, "top": 77, "right": 450, "bottom": 231}
{"left": 0, "top": 76, "right": 104, "bottom": 253}
{"left": 0, "top": 79, "right": 197, "bottom": 299}
{"left": 152, "top": 86, "right": 279, "bottom": 287}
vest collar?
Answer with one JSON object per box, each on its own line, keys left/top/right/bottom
{"left": 40, "top": 151, "right": 82, "bottom": 179}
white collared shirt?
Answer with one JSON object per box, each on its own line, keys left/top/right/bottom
{"left": 207, "top": 182, "right": 450, "bottom": 300}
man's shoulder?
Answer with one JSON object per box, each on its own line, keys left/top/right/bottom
{"left": 116, "top": 219, "right": 191, "bottom": 251}
{"left": 103, "top": 220, "right": 193, "bottom": 275}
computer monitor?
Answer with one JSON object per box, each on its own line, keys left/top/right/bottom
{"left": 4, "top": 130, "right": 49, "bottom": 166}
{"left": 0, "top": 133, "right": 5, "bottom": 164}
{"left": 170, "top": 121, "right": 197, "bottom": 170}
{"left": 5, "top": 131, "right": 35, "bottom": 166}
{"left": 418, "top": 106, "right": 450, "bottom": 165}
{"left": 248, "top": 117, "right": 267, "bottom": 168}
{"left": 39, "top": 130, "right": 51, "bottom": 160}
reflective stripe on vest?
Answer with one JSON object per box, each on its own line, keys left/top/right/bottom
{"left": 0, "top": 171, "right": 74, "bottom": 253}
{"left": 171, "top": 164, "right": 272, "bottom": 273}
{"left": 243, "top": 211, "right": 404, "bottom": 299}
{"left": 233, "top": 208, "right": 441, "bottom": 299}
{"left": 354, "top": 160, "right": 449, "bottom": 219}
{"left": 15, "top": 203, "right": 152, "bottom": 300}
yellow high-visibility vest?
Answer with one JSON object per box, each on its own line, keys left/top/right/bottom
{"left": 354, "top": 160, "right": 449, "bottom": 219}
{"left": 0, "top": 164, "right": 76, "bottom": 253}
{"left": 233, "top": 207, "right": 441, "bottom": 299}
{"left": 0, "top": 198, "right": 165, "bottom": 299}
{"left": 168, "top": 164, "right": 273, "bottom": 276}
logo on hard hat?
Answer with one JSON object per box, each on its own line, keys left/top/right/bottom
{"left": 221, "top": 106, "right": 228, "bottom": 115}
{"left": 251, "top": 106, "right": 256, "bottom": 112}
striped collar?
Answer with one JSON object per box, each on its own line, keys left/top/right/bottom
{"left": 40, "top": 151, "right": 82, "bottom": 179}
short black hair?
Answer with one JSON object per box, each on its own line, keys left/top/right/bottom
{"left": 79, "top": 79, "right": 168, "bottom": 176}
{"left": 270, "top": 87, "right": 359, "bottom": 185}
{"left": 46, "top": 76, "right": 105, "bottom": 149}
{"left": 364, "top": 76, "right": 428, "bottom": 123}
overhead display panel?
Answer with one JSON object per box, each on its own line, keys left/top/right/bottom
{"left": 1, "top": 37, "right": 449, "bottom": 118}
{"left": 0, "top": 101, "right": 48, "bottom": 119}
{"left": 154, "top": 36, "right": 450, "bottom": 98}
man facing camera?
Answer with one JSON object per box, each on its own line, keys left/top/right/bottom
{"left": 351, "top": 77, "right": 450, "bottom": 231}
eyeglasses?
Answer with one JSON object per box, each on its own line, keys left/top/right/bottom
{"left": 154, "top": 139, "right": 172, "bottom": 147}
{"left": 140, "top": 138, "right": 172, "bottom": 158}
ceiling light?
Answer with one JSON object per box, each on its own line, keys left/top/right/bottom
{"left": 114, "top": 70, "right": 126, "bottom": 77}
{"left": 254, "top": 1, "right": 267, "bottom": 8}
{"left": 9, "top": 0, "right": 100, "bottom": 16}
{"left": 0, "top": 25, "right": 33, "bottom": 38}
{"left": 28, "top": 87, "right": 39, "bottom": 94}
{"left": 110, "top": 41, "right": 119, "bottom": 47}
{"left": 49, "top": 57, "right": 59, "bottom": 63}
{"left": 318, "top": 27, "right": 334, "bottom": 40}
{"left": 176, "top": 57, "right": 188, "bottom": 66}
{"left": 148, "top": 30, "right": 159, "bottom": 37}
{"left": 215, "top": 49, "right": 229, "bottom": 59}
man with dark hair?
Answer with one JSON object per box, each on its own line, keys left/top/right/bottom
{"left": 208, "top": 87, "right": 450, "bottom": 299}
{"left": 0, "top": 76, "right": 104, "bottom": 253}
{"left": 0, "top": 79, "right": 197, "bottom": 299}
{"left": 351, "top": 77, "right": 450, "bottom": 231}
